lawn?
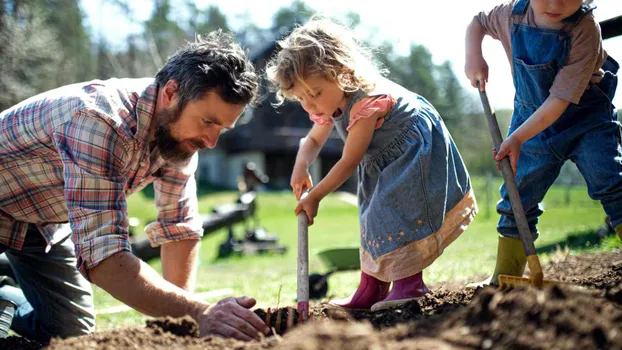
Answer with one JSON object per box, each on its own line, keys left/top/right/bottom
{"left": 93, "top": 177, "right": 621, "bottom": 330}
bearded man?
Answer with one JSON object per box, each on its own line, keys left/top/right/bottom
{"left": 0, "top": 30, "right": 269, "bottom": 343}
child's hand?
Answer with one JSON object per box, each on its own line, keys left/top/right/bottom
{"left": 294, "top": 193, "right": 319, "bottom": 226}
{"left": 290, "top": 165, "right": 313, "bottom": 200}
{"left": 465, "top": 54, "right": 489, "bottom": 91}
{"left": 494, "top": 135, "right": 522, "bottom": 176}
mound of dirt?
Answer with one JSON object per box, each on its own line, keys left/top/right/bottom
{"left": 1, "top": 249, "right": 619, "bottom": 350}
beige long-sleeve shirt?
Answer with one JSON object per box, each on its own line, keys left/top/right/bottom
{"left": 476, "top": 0, "right": 607, "bottom": 104}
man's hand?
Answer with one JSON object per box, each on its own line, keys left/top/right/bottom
{"left": 195, "top": 296, "right": 269, "bottom": 341}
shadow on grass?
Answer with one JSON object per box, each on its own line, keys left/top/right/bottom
{"left": 536, "top": 227, "right": 614, "bottom": 254}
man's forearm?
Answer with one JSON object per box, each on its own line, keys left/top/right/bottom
{"left": 161, "top": 238, "right": 200, "bottom": 291}
{"left": 89, "top": 250, "right": 206, "bottom": 321}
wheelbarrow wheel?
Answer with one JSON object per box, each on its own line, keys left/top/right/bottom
{"left": 309, "top": 273, "right": 329, "bottom": 299}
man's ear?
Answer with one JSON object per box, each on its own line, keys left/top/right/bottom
{"left": 161, "top": 80, "right": 180, "bottom": 108}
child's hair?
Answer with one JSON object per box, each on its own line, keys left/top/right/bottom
{"left": 266, "top": 17, "right": 386, "bottom": 106}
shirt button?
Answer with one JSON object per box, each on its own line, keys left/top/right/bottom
{"left": 140, "top": 161, "right": 145, "bottom": 166}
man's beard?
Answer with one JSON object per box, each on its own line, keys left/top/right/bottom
{"left": 154, "top": 106, "right": 202, "bottom": 165}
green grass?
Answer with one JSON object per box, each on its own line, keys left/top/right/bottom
{"left": 92, "top": 177, "right": 621, "bottom": 330}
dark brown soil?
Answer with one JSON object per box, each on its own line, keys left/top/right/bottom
{"left": 2, "top": 249, "right": 620, "bottom": 350}
{"left": 254, "top": 306, "right": 301, "bottom": 335}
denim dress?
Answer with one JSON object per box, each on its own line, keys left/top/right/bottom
{"left": 497, "top": 0, "right": 621, "bottom": 239}
{"left": 331, "top": 78, "right": 477, "bottom": 282}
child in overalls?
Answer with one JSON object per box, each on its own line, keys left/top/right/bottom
{"left": 465, "top": 0, "right": 620, "bottom": 286}
{"left": 266, "top": 19, "right": 477, "bottom": 311}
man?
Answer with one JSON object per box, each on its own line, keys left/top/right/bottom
{"left": 0, "top": 30, "right": 270, "bottom": 342}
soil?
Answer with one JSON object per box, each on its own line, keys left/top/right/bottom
{"left": 2, "top": 249, "right": 620, "bottom": 350}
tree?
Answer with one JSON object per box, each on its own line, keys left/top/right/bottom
{"left": 144, "top": 0, "right": 188, "bottom": 63}
{"left": 272, "top": 0, "right": 314, "bottom": 32}
{"left": 38, "top": 0, "right": 94, "bottom": 84}
{"left": 188, "top": 3, "right": 229, "bottom": 35}
{"left": 0, "top": 2, "right": 62, "bottom": 110}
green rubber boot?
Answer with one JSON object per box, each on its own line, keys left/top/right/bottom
{"left": 466, "top": 236, "right": 527, "bottom": 288}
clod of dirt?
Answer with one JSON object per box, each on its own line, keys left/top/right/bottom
{"left": 254, "top": 307, "right": 301, "bottom": 335}
{"left": 0, "top": 336, "right": 42, "bottom": 349}
{"left": 146, "top": 316, "right": 199, "bottom": 337}
{"left": 443, "top": 285, "right": 622, "bottom": 350}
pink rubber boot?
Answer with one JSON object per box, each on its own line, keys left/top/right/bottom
{"left": 370, "top": 272, "right": 431, "bottom": 311}
{"left": 329, "top": 272, "right": 390, "bottom": 310}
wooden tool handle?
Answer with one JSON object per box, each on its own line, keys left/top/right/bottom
{"left": 296, "top": 195, "right": 310, "bottom": 321}
{"left": 477, "top": 85, "right": 538, "bottom": 258}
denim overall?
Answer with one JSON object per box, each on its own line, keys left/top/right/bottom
{"left": 332, "top": 78, "right": 472, "bottom": 260}
{"left": 497, "top": 0, "right": 621, "bottom": 239}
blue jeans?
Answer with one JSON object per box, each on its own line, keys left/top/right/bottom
{"left": 0, "top": 225, "right": 95, "bottom": 342}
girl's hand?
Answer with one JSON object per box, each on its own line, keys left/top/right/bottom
{"left": 294, "top": 193, "right": 319, "bottom": 226}
{"left": 290, "top": 165, "right": 313, "bottom": 200}
{"left": 465, "top": 54, "right": 489, "bottom": 91}
{"left": 494, "top": 135, "right": 522, "bottom": 176}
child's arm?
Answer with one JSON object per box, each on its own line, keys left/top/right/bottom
{"left": 311, "top": 113, "right": 379, "bottom": 199}
{"left": 294, "top": 111, "right": 380, "bottom": 225}
{"left": 496, "top": 96, "right": 570, "bottom": 173}
{"left": 291, "top": 123, "right": 333, "bottom": 200}
{"left": 465, "top": 18, "right": 489, "bottom": 91}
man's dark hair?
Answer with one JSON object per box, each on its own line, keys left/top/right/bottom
{"left": 155, "top": 30, "right": 258, "bottom": 110}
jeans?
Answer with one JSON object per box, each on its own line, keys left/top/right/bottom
{"left": 0, "top": 225, "right": 95, "bottom": 342}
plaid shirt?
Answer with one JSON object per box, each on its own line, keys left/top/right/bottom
{"left": 0, "top": 78, "right": 203, "bottom": 279}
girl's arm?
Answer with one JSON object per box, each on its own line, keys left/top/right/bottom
{"left": 291, "top": 123, "right": 333, "bottom": 199}
{"left": 294, "top": 123, "right": 334, "bottom": 170}
{"left": 496, "top": 96, "right": 570, "bottom": 172}
{"left": 307, "top": 111, "right": 381, "bottom": 201}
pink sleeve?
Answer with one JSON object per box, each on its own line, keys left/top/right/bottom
{"left": 346, "top": 95, "right": 395, "bottom": 131}
{"left": 309, "top": 113, "right": 334, "bottom": 126}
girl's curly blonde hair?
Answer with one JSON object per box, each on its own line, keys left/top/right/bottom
{"left": 266, "top": 18, "right": 386, "bottom": 106}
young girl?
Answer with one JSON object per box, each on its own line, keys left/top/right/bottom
{"left": 266, "top": 19, "right": 477, "bottom": 311}
{"left": 465, "top": 0, "right": 620, "bottom": 286}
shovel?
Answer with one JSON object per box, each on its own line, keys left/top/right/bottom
{"left": 478, "top": 82, "right": 560, "bottom": 289}
{"left": 297, "top": 193, "right": 310, "bottom": 321}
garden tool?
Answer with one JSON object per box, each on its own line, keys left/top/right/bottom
{"left": 297, "top": 193, "right": 310, "bottom": 321}
{"left": 478, "top": 82, "right": 561, "bottom": 289}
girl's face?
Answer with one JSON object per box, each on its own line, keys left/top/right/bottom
{"left": 289, "top": 74, "right": 348, "bottom": 121}
{"left": 530, "top": 0, "right": 583, "bottom": 28}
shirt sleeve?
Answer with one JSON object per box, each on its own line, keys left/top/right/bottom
{"left": 144, "top": 153, "right": 203, "bottom": 247}
{"left": 550, "top": 14, "right": 603, "bottom": 104}
{"left": 475, "top": 1, "right": 514, "bottom": 41}
{"left": 346, "top": 95, "right": 395, "bottom": 131}
{"left": 309, "top": 113, "right": 334, "bottom": 126}
{"left": 53, "top": 110, "right": 132, "bottom": 281}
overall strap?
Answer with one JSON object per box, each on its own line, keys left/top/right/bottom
{"left": 511, "top": 0, "right": 529, "bottom": 16}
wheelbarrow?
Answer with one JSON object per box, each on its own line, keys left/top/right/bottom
{"left": 308, "top": 247, "right": 360, "bottom": 299}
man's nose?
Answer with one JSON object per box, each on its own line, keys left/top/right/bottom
{"left": 203, "top": 129, "right": 220, "bottom": 149}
